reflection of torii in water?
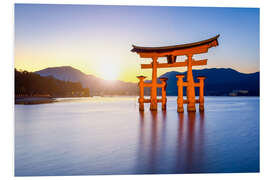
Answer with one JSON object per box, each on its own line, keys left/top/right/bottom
{"left": 179, "top": 112, "right": 205, "bottom": 173}
{"left": 136, "top": 111, "right": 205, "bottom": 174}
{"left": 131, "top": 35, "right": 220, "bottom": 112}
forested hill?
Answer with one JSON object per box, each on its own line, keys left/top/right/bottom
{"left": 15, "top": 69, "right": 89, "bottom": 97}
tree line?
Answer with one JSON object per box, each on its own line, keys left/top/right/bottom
{"left": 15, "top": 69, "right": 90, "bottom": 97}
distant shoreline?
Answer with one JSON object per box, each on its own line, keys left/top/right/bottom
{"left": 15, "top": 96, "right": 56, "bottom": 105}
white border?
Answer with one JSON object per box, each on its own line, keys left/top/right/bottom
{"left": 1, "top": 0, "right": 269, "bottom": 180}
{"left": 12, "top": 0, "right": 260, "bottom": 8}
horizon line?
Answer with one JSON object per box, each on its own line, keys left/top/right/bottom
{"left": 14, "top": 65, "right": 260, "bottom": 83}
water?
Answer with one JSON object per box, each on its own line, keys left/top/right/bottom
{"left": 15, "top": 96, "right": 259, "bottom": 176}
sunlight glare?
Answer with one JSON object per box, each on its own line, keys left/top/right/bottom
{"left": 99, "top": 64, "right": 119, "bottom": 80}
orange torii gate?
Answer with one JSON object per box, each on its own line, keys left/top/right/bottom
{"left": 131, "top": 35, "right": 219, "bottom": 112}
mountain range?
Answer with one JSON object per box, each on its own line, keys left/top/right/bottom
{"left": 158, "top": 68, "right": 259, "bottom": 96}
{"left": 36, "top": 66, "right": 138, "bottom": 96}
{"left": 35, "top": 66, "right": 259, "bottom": 96}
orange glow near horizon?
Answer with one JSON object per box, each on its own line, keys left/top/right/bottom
{"left": 14, "top": 40, "right": 259, "bottom": 83}
{"left": 14, "top": 57, "right": 260, "bottom": 83}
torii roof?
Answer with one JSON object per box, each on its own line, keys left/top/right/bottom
{"left": 131, "top": 34, "right": 220, "bottom": 53}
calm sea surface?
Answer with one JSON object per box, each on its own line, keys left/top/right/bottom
{"left": 15, "top": 96, "right": 259, "bottom": 176}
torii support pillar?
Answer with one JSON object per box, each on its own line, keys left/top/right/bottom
{"left": 159, "top": 77, "right": 168, "bottom": 111}
{"left": 197, "top": 76, "right": 206, "bottom": 112}
{"left": 137, "top": 76, "right": 146, "bottom": 111}
{"left": 186, "top": 54, "right": 196, "bottom": 112}
{"left": 176, "top": 75, "right": 185, "bottom": 113}
{"left": 150, "top": 57, "right": 158, "bottom": 111}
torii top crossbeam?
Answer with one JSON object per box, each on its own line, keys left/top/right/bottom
{"left": 131, "top": 34, "right": 219, "bottom": 56}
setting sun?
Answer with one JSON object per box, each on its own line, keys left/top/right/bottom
{"left": 99, "top": 64, "right": 119, "bottom": 80}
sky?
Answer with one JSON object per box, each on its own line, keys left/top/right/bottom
{"left": 15, "top": 4, "right": 259, "bottom": 82}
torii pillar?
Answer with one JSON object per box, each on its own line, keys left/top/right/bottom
{"left": 186, "top": 54, "right": 196, "bottom": 112}
{"left": 159, "top": 77, "right": 168, "bottom": 111}
{"left": 176, "top": 74, "right": 185, "bottom": 113}
{"left": 197, "top": 76, "right": 206, "bottom": 112}
{"left": 150, "top": 57, "right": 158, "bottom": 111}
{"left": 137, "top": 75, "right": 146, "bottom": 111}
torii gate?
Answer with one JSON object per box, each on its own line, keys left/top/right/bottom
{"left": 131, "top": 35, "right": 219, "bottom": 112}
